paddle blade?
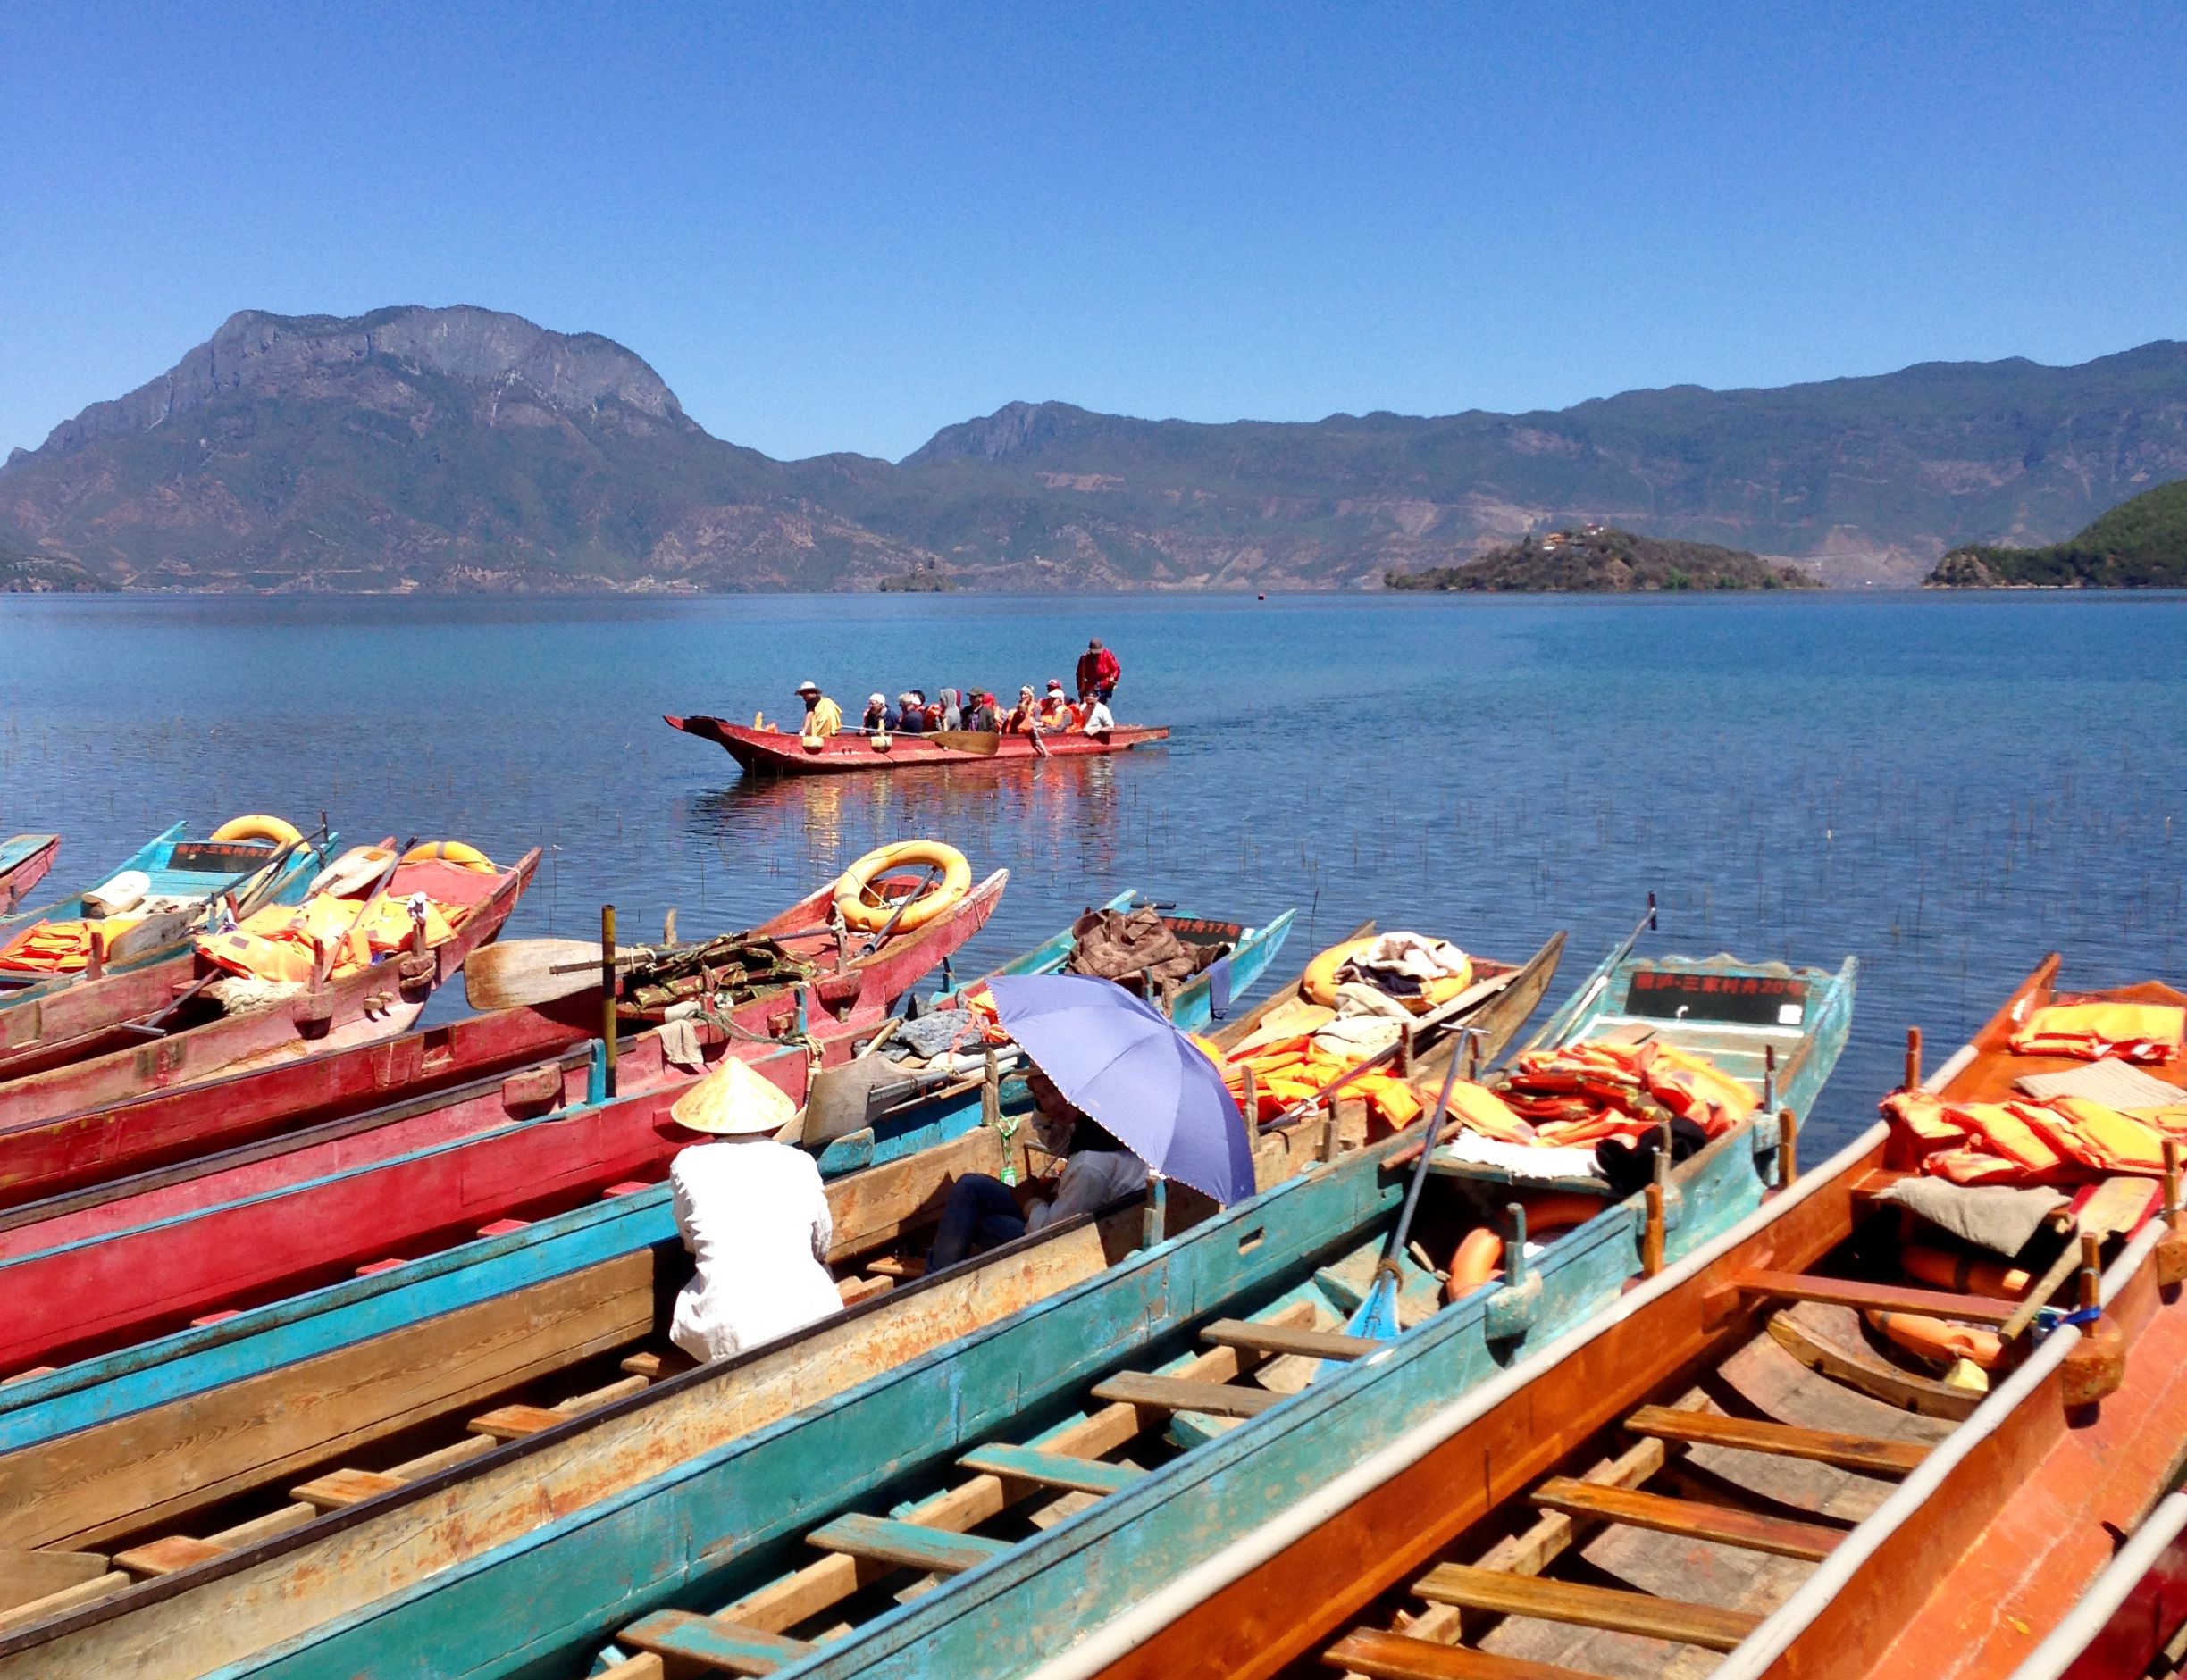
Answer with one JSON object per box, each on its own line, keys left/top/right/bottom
{"left": 1345, "top": 1274, "right": 1404, "bottom": 1342}
{"left": 465, "top": 938, "right": 627, "bottom": 1010}
{"left": 929, "top": 731, "right": 1004, "bottom": 756}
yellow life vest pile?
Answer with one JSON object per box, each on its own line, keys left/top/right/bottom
{"left": 0, "top": 916, "right": 147, "bottom": 974}
{"left": 1883, "top": 1089, "right": 2187, "bottom": 1185}
{"left": 195, "top": 845, "right": 488, "bottom": 986}
{"left": 2008, "top": 1001, "right": 2186, "bottom": 1066}
{"left": 1217, "top": 1029, "right": 1426, "bottom": 1132}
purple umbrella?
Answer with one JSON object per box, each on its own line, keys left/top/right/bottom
{"left": 986, "top": 973, "right": 1256, "bottom": 1206}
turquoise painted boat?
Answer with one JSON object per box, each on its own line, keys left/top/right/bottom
{"left": 0, "top": 918, "right": 1568, "bottom": 1674}
{"left": 0, "top": 898, "right": 1295, "bottom": 1593}
{"left": 0, "top": 937, "right": 1832, "bottom": 1680}
{"left": 0, "top": 818, "right": 331, "bottom": 1077}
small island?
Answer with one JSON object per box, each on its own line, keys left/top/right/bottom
{"left": 876, "top": 561, "right": 958, "bottom": 593}
{"left": 1928, "top": 479, "right": 2187, "bottom": 588}
{"left": 1387, "top": 525, "right": 1820, "bottom": 593}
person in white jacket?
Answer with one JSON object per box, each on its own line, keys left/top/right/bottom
{"left": 665, "top": 1064, "right": 843, "bottom": 1364}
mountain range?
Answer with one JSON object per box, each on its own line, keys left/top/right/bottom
{"left": 4, "top": 305, "right": 2185, "bottom": 592}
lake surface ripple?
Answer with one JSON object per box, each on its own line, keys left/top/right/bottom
{"left": 4, "top": 589, "right": 2182, "bottom": 1151}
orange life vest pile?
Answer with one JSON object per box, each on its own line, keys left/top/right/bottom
{"left": 0, "top": 916, "right": 146, "bottom": 974}
{"left": 1459, "top": 1038, "right": 1760, "bottom": 1148}
{"left": 195, "top": 854, "right": 489, "bottom": 986}
{"left": 1884, "top": 1090, "right": 2186, "bottom": 1185}
{"left": 2008, "top": 1001, "right": 2186, "bottom": 1066}
{"left": 1216, "top": 1032, "right": 1426, "bottom": 1132}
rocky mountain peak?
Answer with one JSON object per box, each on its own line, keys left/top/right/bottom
{"left": 35, "top": 305, "right": 689, "bottom": 455}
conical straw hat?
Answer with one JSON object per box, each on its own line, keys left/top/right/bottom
{"left": 670, "top": 1056, "right": 800, "bottom": 1136}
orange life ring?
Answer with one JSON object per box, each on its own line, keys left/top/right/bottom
{"left": 211, "top": 815, "right": 303, "bottom": 848}
{"left": 1445, "top": 1227, "right": 1504, "bottom": 1300}
{"left": 833, "top": 840, "right": 972, "bottom": 934}
{"left": 1300, "top": 934, "right": 1473, "bottom": 1014}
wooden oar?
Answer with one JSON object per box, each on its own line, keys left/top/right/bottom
{"left": 1997, "top": 1175, "right": 2155, "bottom": 1341}
{"left": 929, "top": 731, "right": 1003, "bottom": 757}
{"left": 465, "top": 938, "right": 659, "bottom": 1010}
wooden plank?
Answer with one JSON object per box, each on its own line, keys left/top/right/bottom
{"left": 622, "top": 1609, "right": 816, "bottom": 1674}
{"left": 956, "top": 1443, "right": 1146, "bottom": 1495}
{"left": 1326, "top": 1628, "right": 1600, "bottom": 1680}
{"left": 1529, "top": 1476, "right": 1843, "bottom": 1561}
{"left": 1201, "top": 1317, "right": 1382, "bottom": 1362}
{"left": 1624, "top": 1404, "right": 1931, "bottom": 1475}
{"left": 112, "top": 1535, "right": 226, "bottom": 1577}
{"left": 1765, "top": 1308, "right": 1980, "bottom": 1422}
{"left": 806, "top": 1513, "right": 1008, "bottom": 1576}
{"left": 468, "top": 1403, "right": 567, "bottom": 1442}
{"left": 290, "top": 1467, "right": 406, "bottom": 1510}
{"left": 598, "top": 1658, "right": 665, "bottom": 1680}
{"left": 837, "top": 1275, "right": 892, "bottom": 1308}
{"left": 0, "top": 1550, "right": 110, "bottom": 1613}
{"left": 0, "top": 1569, "right": 130, "bottom": 1635}
{"left": 0, "top": 1249, "right": 656, "bottom": 1551}
{"left": 1413, "top": 1563, "right": 1763, "bottom": 1652}
{"left": 1089, "top": 1372, "right": 1281, "bottom": 1418}
{"left": 1735, "top": 1269, "right": 2016, "bottom": 1326}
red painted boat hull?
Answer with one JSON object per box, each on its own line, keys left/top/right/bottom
{"left": 0, "top": 873, "right": 1004, "bottom": 1372}
{"left": 0, "top": 869, "right": 1005, "bottom": 1210}
{"left": 0, "top": 836, "right": 59, "bottom": 915}
{"left": 0, "top": 850, "right": 540, "bottom": 1132}
{"left": 666, "top": 714, "right": 1170, "bottom": 775}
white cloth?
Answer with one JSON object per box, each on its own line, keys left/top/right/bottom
{"left": 1027, "top": 1148, "right": 1145, "bottom": 1231}
{"left": 1436, "top": 1131, "right": 1606, "bottom": 1184}
{"left": 667, "top": 1139, "right": 843, "bottom": 1362}
{"left": 1079, "top": 700, "right": 1115, "bottom": 732}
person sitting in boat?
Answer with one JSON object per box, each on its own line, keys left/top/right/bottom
{"left": 859, "top": 692, "right": 892, "bottom": 731}
{"left": 1005, "top": 685, "right": 1039, "bottom": 732}
{"left": 795, "top": 681, "right": 843, "bottom": 739}
{"left": 935, "top": 689, "right": 963, "bottom": 731}
{"left": 965, "top": 690, "right": 1000, "bottom": 730}
{"left": 895, "top": 691, "right": 929, "bottom": 734}
{"left": 664, "top": 1059, "right": 843, "bottom": 1364}
{"left": 1036, "top": 681, "right": 1075, "bottom": 730}
{"left": 1079, "top": 695, "right": 1115, "bottom": 733}
{"left": 925, "top": 1059, "right": 1144, "bottom": 1272}
{"left": 1076, "top": 639, "right": 1121, "bottom": 703}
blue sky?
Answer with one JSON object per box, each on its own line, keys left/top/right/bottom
{"left": 4, "top": 2, "right": 2183, "bottom": 463}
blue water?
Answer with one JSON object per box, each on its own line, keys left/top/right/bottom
{"left": 2, "top": 590, "right": 2182, "bottom": 1151}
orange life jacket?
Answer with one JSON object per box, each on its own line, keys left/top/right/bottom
{"left": 2011, "top": 1001, "right": 2185, "bottom": 1065}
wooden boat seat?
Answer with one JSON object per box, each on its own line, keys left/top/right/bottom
{"left": 955, "top": 1443, "right": 1146, "bottom": 1494}
{"left": 1200, "top": 1317, "right": 1381, "bottom": 1361}
{"left": 1088, "top": 1371, "right": 1282, "bottom": 1418}
{"left": 805, "top": 1513, "right": 1006, "bottom": 1576}
{"left": 1624, "top": 1404, "right": 1931, "bottom": 1476}
{"left": 1731, "top": 1269, "right": 2017, "bottom": 1325}
{"left": 1528, "top": 1476, "right": 1842, "bottom": 1561}
{"left": 1326, "top": 1627, "right": 1600, "bottom": 1679}
{"left": 620, "top": 1607, "right": 815, "bottom": 1674}
{"left": 1412, "top": 1563, "right": 1764, "bottom": 1652}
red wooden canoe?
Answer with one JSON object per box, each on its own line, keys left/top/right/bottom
{"left": 0, "top": 834, "right": 60, "bottom": 915}
{"left": 0, "top": 849, "right": 539, "bottom": 1131}
{"left": 0, "top": 874, "right": 1005, "bottom": 1372}
{"left": 666, "top": 714, "right": 1170, "bottom": 776}
{"left": 0, "top": 868, "right": 1005, "bottom": 1210}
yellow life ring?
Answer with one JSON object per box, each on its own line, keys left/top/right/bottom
{"left": 834, "top": 840, "right": 972, "bottom": 934}
{"left": 211, "top": 814, "right": 304, "bottom": 848}
{"left": 1300, "top": 934, "right": 1472, "bottom": 1014}
{"left": 401, "top": 840, "right": 498, "bottom": 873}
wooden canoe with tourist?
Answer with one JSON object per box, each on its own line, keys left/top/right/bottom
{"left": 0, "top": 857, "right": 1010, "bottom": 1209}
{"left": 0, "top": 818, "right": 332, "bottom": 1079}
{"left": 0, "top": 833, "right": 61, "bottom": 915}
{"left": 666, "top": 713, "right": 1170, "bottom": 776}
{"left": 0, "top": 919, "right": 1557, "bottom": 1670}
{"left": 832, "top": 955, "right": 2184, "bottom": 1680}
{"left": 0, "top": 842, "right": 539, "bottom": 1129}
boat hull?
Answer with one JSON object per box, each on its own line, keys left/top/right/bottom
{"left": 0, "top": 834, "right": 60, "bottom": 915}
{"left": 667, "top": 714, "right": 1170, "bottom": 776}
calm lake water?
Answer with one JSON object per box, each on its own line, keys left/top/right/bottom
{"left": 3, "top": 590, "right": 2182, "bottom": 1152}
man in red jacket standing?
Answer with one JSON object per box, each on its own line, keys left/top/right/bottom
{"left": 1076, "top": 639, "right": 1121, "bottom": 704}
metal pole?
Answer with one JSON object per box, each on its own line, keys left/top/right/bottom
{"left": 600, "top": 903, "right": 619, "bottom": 1098}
